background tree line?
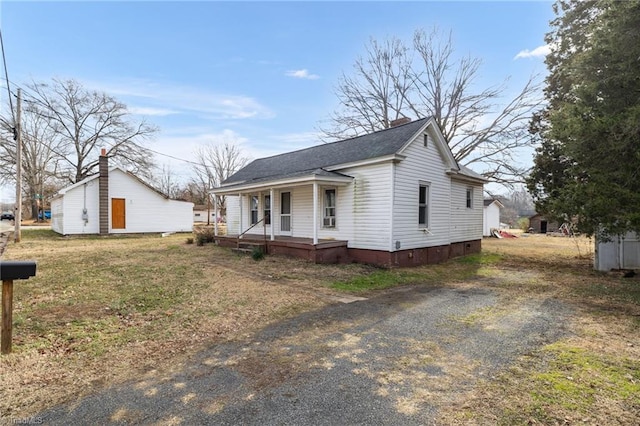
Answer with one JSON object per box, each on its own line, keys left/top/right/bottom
{"left": 527, "top": 0, "right": 640, "bottom": 239}
{"left": 2, "top": 24, "right": 549, "bottom": 220}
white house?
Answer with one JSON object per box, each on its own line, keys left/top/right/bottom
{"left": 212, "top": 117, "right": 486, "bottom": 267}
{"left": 483, "top": 199, "right": 504, "bottom": 236}
{"left": 595, "top": 232, "right": 640, "bottom": 271}
{"left": 193, "top": 205, "right": 216, "bottom": 224}
{"left": 51, "top": 153, "right": 193, "bottom": 235}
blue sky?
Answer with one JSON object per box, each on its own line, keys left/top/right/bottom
{"left": 0, "top": 0, "right": 554, "bottom": 202}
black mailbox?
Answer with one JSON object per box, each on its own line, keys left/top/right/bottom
{"left": 0, "top": 261, "right": 37, "bottom": 280}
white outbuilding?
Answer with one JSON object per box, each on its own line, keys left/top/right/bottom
{"left": 483, "top": 199, "right": 504, "bottom": 237}
{"left": 51, "top": 153, "right": 193, "bottom": 235}
{"left": 594, "top": 232, "right": 640, "bottom": 271}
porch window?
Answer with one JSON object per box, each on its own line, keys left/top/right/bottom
{"left": 323, "top": 188, "right": 336, "bottom": 228}
{"left": 250, "top": 195, "right": 259, "bottom": 225}
{"left": 466, "top": 188, "right": 473, "bottom": 209}
{"left": 419, "top": 184, "right": 429, "bottom": 228}
{"left": 264, "top": 194, "right": 271, "bottom": 225}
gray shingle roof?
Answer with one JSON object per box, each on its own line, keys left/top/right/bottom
{"left": 223, "top": 117, "right": 431, "bottom": 185}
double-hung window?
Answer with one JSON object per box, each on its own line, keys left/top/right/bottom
{"left": 323, "top": 188, "right": 336, "bottom": 228}
{"left": 466, "top": 188, "right": 473, "bottom": 209}
{"left": 264, "top": 195, "right": 271, "bottom": 225}
{"left": 418, "top": 184, "right": 429, "bottom": 228}
{"left": 250, "top": 195, "right": 259, "bottom": 225}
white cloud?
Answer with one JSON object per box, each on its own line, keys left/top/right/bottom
{"left": 514, "top": 45, "right": 551, "bottom": 60}
{"left": 128, "top": 106, "right": 179, "bottom": 116}
{"left": 285, "top": 69, "right": 320, "bottom": 80}
{"left": 83, "top": 78, "right": 275, "bottom": 120}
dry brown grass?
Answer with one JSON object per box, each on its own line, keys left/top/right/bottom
{"left": 1, "top": 230, "right": 638, "bottom": 423}
{"left": 0, "top": 231, "right": 372, "bottom": 418}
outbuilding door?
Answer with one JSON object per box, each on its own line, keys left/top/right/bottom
{"left": 112, "top": 198, "right": 126, "bottom": 229}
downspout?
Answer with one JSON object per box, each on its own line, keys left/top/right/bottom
{"left": 389, "top": 161, "right": 396, "bottom": 252}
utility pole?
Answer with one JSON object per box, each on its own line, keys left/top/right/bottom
{"left": 14, "top": 88, "right": 21, "bottom": 243}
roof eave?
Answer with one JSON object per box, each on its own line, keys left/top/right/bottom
{"left": 446, "top": 169, "right": 488, "bottom": 184}
{"left": 212, "top": 173, "right": 354, "bottom": 195}
{"left": 324, "top": 153, "right": 406, "bottom": 172}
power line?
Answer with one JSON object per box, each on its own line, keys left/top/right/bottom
{"left": 0, "top": 29, "right": 16, "bottom": 126}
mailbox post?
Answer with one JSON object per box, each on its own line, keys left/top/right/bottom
{"left": 1, "top": 261, "right": 37, "bottom": 354}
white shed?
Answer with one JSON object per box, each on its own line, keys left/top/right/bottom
{"left": 51, "top": 155, "right": 193, "bottom": 235}
{"left": 594, "top": 232, "right": 640, "bottom": 271}
{"left": 483, "top": 199, "right": 504, "bottom": 237}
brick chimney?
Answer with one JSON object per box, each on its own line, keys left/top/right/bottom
{"left": 99, "top": 149, "right": 109, "bottom": 234}
{"left": 390, "top": 117, "right": 411, "bottom": 127}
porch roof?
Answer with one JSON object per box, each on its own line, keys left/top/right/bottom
{"left": 211, "top": 168, "right": 354, "bottom": 195}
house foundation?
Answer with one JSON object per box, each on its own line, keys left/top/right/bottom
{"left": 216, "top": 235, "right": 481, "bottom": 268}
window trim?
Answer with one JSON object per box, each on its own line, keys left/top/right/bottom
{"left": 323, "top": 188, "right": 336, "bottom": 228}
{"left": 418, "top": 182, "right": 430, "bottom": 228}
{"left": 466, "top": 187, "right": 473, "bottom": 209}
{"left": 250, "top": 195, "right": 259, "bottom": 225}
{"left": 263, "top": 194, "right": 271, "bottom": 225}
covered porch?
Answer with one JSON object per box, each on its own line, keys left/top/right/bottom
{"left": 211, "top": 169, "right": 353, "bottom": 246}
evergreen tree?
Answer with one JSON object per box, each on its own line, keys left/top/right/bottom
{"left": 527, "top": 0, "right": 640, "bottom": 238}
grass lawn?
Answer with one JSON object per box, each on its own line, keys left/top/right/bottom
{"left": 0, "top": 230, "right": 638, "bottom": 423}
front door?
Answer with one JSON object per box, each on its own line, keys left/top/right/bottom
{"left": 280, "top": 192, "right": 291, "bottom": 235}
{"left": 112, "top": 198, "right": 126, "bottom": 229}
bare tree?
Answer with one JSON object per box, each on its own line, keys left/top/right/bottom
{"left": 0, "top": 105, "right": 64, "bottom": 219}
{"left": 323, "top": 37, "right": 414, "bottom": 140}
{"left": 26, "top": 78, "right": 158, "bottom": 183}
{"left": 152, "top": 164, "right": 183, "bottom": 199}
{"left": 321, "top": 28, "right": 543, "bottom": 185}
{"left": 193, "top": 141, "right": 249, "bottom": 222}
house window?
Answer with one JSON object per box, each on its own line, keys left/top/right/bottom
{"left": 423, "top": 133, "right": 429, "bottom": 147}
{"left": 264, "top": 195, "right": 271, "bottom": 225}
{"left": 466, "top": 188, "right": 473, "bottom": 209}
{"left": 250, "top": 195, "right": 259, "bottom": 225}
{"left": 419, "top": 184, "right": 429, "bottom": 228}
{"left": 323, "top": 188, "right": 336, "bottom": 228}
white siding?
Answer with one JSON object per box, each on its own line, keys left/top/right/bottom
{"left": 317, "top": 184, "right": 355, "bottom": 242}
{"left": 193, "top": 209, "right": 216, "bottom": 223}
{"left": 225, "top": 195, "right": 240, "bottom": 234}
{"left": 392, "top": 129, "right": 451, "bottom": 250}
{"left": 449, "top": 179, "right": 483, "bottom": 243}
{"left": 60, "top": 179, "right": 100, "bottom": 235}
{"left": 337, "top": 163, "right": 392, "bottom": 250}
{"left": 108, "top": 170, "right": 193, "bottom": 234}
{"left": 483, "top": 202, "right": 501, "bottom": 236}
{"left": 50, "top": 196, "right": 64, "bottom": 234}
{"left": 595, "top": 232, "right": 640, "bottom": 271}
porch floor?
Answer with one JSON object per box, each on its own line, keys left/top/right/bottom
{"left": 215, "top": 234, "right": 349, "bottom": 264}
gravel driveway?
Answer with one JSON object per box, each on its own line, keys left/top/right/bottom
{"left": 39, "top": 283, "right": 570, "bottom": 425}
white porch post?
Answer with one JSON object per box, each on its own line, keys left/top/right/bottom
{"left": 313, "top": 182, "right": 318, "bottom": 245}
{"left": 213, "top": 193, "right": 218, "bottom": 236}
{"left": 238, "top": 193, "right": 243, "bottom": 238}
{"left": 270, "top": 188, "right": 274, "bottom": 241}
